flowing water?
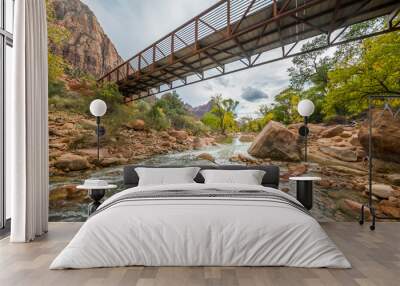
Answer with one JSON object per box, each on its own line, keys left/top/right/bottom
{"left": 49, "top": 138, "right": 354, "bottom": 222}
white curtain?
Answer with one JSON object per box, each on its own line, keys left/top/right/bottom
{"left": 7, "top": 0, "right": 49, "bottom": 242}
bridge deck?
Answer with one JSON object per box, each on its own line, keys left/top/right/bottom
{"left": 98, "top": 0, "right": 400, "bottom": 101}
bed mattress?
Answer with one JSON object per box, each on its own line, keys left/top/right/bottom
{"left": 50, "top": 183, "right": 351, "bottom": 269}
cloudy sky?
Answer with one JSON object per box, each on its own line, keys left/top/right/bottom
{"left": 83, "top": 0, "right": 292, "bottom": 117}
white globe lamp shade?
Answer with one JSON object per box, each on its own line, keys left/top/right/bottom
{"left": 90, "top": 99, "right": 107, "bottom": 117}
{"left": 297, "top": 99, "right": 315, "bottom": 117}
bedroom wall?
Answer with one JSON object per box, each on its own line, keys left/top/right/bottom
{"left": 46, "top": 0, "right": 400, "bottom": 222}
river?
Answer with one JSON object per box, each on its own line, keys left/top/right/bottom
{"left": 49, "top": 138, "right": 356, "bottom": 222}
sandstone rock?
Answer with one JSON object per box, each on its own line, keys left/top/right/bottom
{"left": 280, "top": 164, "right": 308, "bottom": 181}
{"left": 169, "top": 130, "right": 188, "bottom": 141}
{"left": 49, "top": 0, "right": 123, "bottom": 77}
{"left": 193, "top": 137, "right": 208, "bottom": 149}
{"left": 287, "top": 123, "right": 303, "bottom": 131}
{"left": 248, "top": 121, "right": 301, "bottom": 161}
{"left": 349, "top": 134, "right": 360, "bottom": 146}
{"left": 319, "top": 146, "right": 358, "bottom": 162}
{"left": 168, "top": 136, "right": 177, "bottom": 143}
{"left": 161, "top": 142, "right": 172, "bottom": 148}
{"left": 229, "top": 153, "right": 258, "bottom": 164}
{"left": 197, "top": 153, "right": 215, "bottom": 162}
{"left": 365, "top": 184, "right": 394, "bottom": 199}
{"left": 316, "top": 138, "right": 332, "bottom": 146}
{"left": 49, "top": 143, "right": 66, "bottom": 150}
{"left": 49, "top": 185, "right": 87, "bottom": 203}
{"left": 388, "top": 196, "right": 400, "bottom": 207}
{"left": 378, "top": 205, "right": 400, "bottom": 219}
{"left": 316, "top": 179, "right": 332, "bottom": 188}
{"left": 356, "top": 148, "right": 366, "bottom": 160}
{"left": 288, "top": 164, "right": 307, "bottom": 177}
{"left": 54, "top": 153, "right": 90, "bottom": 171}
{"left": 63, "top": 122, "right": 75, "bottom": 130}
{"left": 80, "top": 119, "right": 97, "bottom": 129}
{"left": 49, "top": 128, "right": 64, "bottom": 137}
{"left": 372, "top": 159, "right": 400, "bottom": 173}
{"left": 159, "top": 131, "right": 170, "bottom": 139}
{"left": 307, "top": 124, "right": 326, "bottom": 135}
{"left": 353, "top": 182, "right": 366, "bottom": 192}
{"left": 329, "top": 164, "right": 368, "bottom": 176}
{"left": 229, "top": 154, "right": 241, "bottom": 163}
{"left": 362, "top": 191, "right": 380, "bottom": 201}
{"left": 340, "top": 131, "right": 352, "bottom": 138}
{"left": 359, "top": 109, "right": 400, "bottom": 163}
{"left": 288, "top": 123, "right": 325, "bottom": 136}
{"left": 126, "top": 119, "right": 145, "bottom": 130}
{"left": 343, "top": 199, "right": 370, "bottom": 218}
{"left": 379, "top": 197, "right": 400, "bottom": 208}
{"left": 386, "top": 174, "right": 400, "bottom": 186}
{"left": 100, "top": 157, "right": 127, "bottom": 167}
{"left": 320, "top": 125, "right": 344, "bottom": 138}
{"left": 332, "top": 136, "right": 343, "bottom": 143}
{"left": 239, "top": 134, "right": 255, "bottom": 142}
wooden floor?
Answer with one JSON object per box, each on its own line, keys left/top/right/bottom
{"left": 0, "top": 222, "right": 399, "bottom": 286}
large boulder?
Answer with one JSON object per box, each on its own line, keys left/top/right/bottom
{"left": 248, "top": 121, "right": 301, "bottom": 161}
{"left": 319, "top": 146, "right": 358, "bottom": 162}
{"left": 358, "top": 109, "right": 400, "bottom": 163}
{"left": 54, "top": 153, "right": 90, "bottom": 171}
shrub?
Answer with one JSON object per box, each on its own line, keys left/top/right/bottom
{"left": 145, "top": 105, "right": 171, "bottom": 130}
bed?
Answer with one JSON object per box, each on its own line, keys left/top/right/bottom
{"left": 50, "top": 165, "right": 350, "bottom": 269}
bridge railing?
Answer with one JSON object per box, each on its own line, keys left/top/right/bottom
{"left": 98, "top": 0, "right": 275, "bottom": 84}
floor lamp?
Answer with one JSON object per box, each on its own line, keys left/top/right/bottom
{"left": 297, "top": 99, "right": 315, "bottom": 162}
{"left": 89, "top": 99, "right": 107, "bottom": 162}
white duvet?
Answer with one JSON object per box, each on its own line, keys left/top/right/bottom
{"left": 50, "top": 183, "right": 351, "bottom": 269}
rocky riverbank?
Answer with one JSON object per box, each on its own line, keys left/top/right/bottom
{"left": 49, "top": 111, "right": 218, "bottom": 177}
{"left": 227, "top": 114, "right": 400, "bottom": 220}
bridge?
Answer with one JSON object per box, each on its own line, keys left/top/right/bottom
{"left": 98, "top": 0, "right": 400, "bottom": 102}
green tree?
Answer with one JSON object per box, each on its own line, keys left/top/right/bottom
{"left": 239, "top": 113, "right": 272, "bottom": 132}
{"left": 258, "top": 104, "right": 271, "bottom": 117}
{"left": 154, "top": 91, "right": 188, "bottom": 129}
{"left": 324, "top": 30, "right": 400, "bottom": 118}
{"left": 288, "top": 35, "right": 333, "bottom": 92}
{"left": 202, "top": 94, "right": 239, "bottom": 134}
{"left": 270, "top": 89, "right": 302, "bottom": 124}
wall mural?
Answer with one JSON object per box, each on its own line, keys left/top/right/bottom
{"left": 47, "top": 0, "right": 400, "bottom": 222}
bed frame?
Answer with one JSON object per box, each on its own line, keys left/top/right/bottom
{"left": 123, "top": 165, "right": 280, "bottom": 189}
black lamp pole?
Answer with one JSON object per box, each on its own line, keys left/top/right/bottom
{"left": 96, "top": 116, "right": 100, "bottom": 162}
{"left": 304, "top": 116, "right": 308, "bottom": 162}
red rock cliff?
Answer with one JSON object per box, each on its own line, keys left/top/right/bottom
{"left": 49, "top": 0, "right": 123, "bottom": 77}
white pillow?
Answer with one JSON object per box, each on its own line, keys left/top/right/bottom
{"left": 200, "top": 169, "right": 266, "bottom": 185}
{"left": 135, "top": 167, "right": 200, "bottom": 186}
